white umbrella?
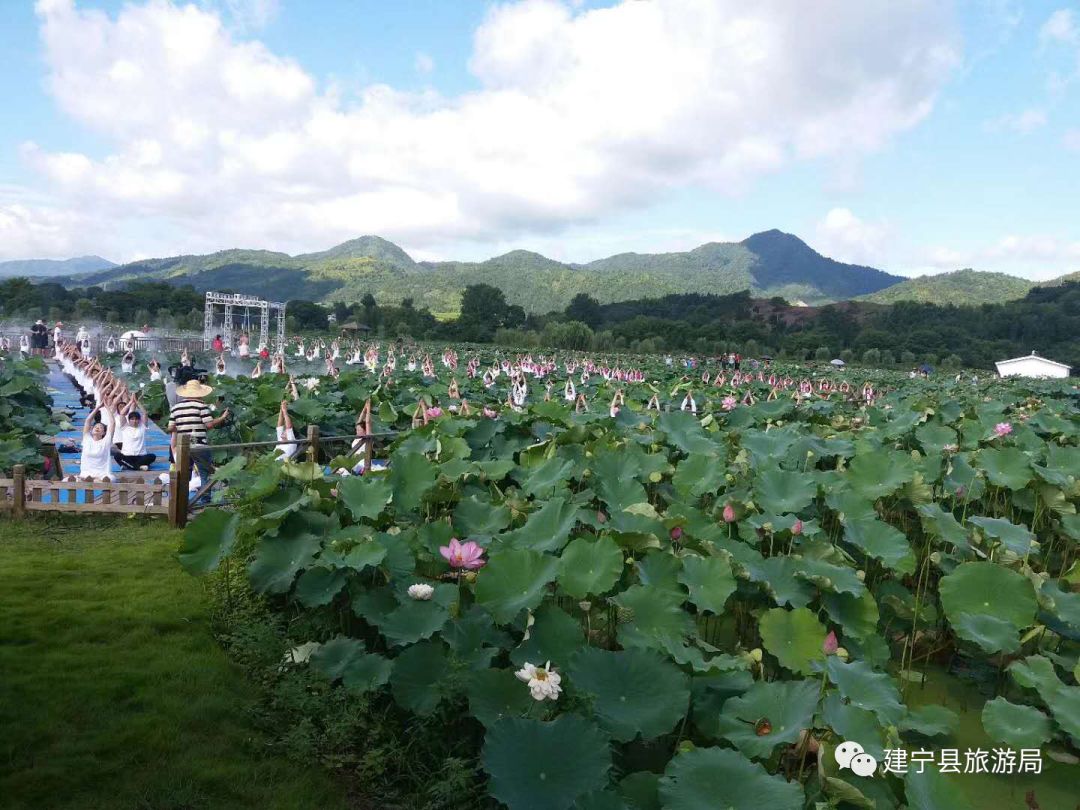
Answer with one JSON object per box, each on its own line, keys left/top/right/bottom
{"left": 830, "top": 358, "right": 846, "bottom": 367}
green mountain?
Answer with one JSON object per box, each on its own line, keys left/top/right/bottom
{"left": 0, "top": 255, "right": 115, "bottom": 279}
{"left": 58, "top": 230, "right": 905, "bottom": 314}
{"left": 857, "top": 269, "right": 1036, "bottom": 305}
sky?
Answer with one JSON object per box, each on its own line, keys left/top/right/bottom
{"left": 0, "top": 0, "right": 1078, "bottom": 279}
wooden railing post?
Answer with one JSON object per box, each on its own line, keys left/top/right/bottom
{"left": 175, "top": 434, "right": 191, "bottom": 529}
{"left": 12, "top": 464, "right": 26, "bottom": 519}
{"left": 168, "top": 469, "right": 179, "bottom": 527}
{"left": 306, "top": 424, "right": 320, "bottom": 464}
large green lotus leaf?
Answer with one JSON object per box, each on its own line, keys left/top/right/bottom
{"left": 916, "top": 422, "right": 958, "bottom": 453}
{"left": 848, "top": 450, "right": 915, "bottom": 499}
{"left": 390, "top": 639, "right": 450, "bottom": 715}
{"left": 824, "top": 488, "right": 878, "bottom": 524}
{"left": 822, "top": 693, "right": 886, "bottom": 761}
{"left": 443, "top": 605, "right": 510, "bottom": 669}
{"left": 321, "top": 537, "right": 387, "bottom": 572}
{"left": 593, "top": 451, "right": 648, "bottom": 513}
{"left": 1061, "top": 513, "right": 1080, "bottom": 541}
{"left": 557, "top": 536, "right": 623, "bottom": 598}
{"left": 294, "top": 565, "right": 348, "bottom": 607}
{"left": 377, "top": 593, "right": 452, "bottom": 646}
{"left": 248, "top": 510, "right": 329, "bottom": 594}
{"left": 915, "top": 503, "right": 972, "bottom": 552}
{"left": 943, "top": 453, "right": 986, "bottom": 501}
{"left": 939, "top": 562, "right": 1036, "bottom": 652}
{"left": 453, "top": 494, "right": 512, "bottom": 538}
{"left": 740, "top": 426, "right": 800, "bottom": 469}
{"left": 759, "top": 607, "right": 826, "bottom": 675}
{"left": 636, "top": 551, "right": 682, "bottom": 593}
{"left": 791, "top": 434, "right": 854, "bottom": 463}
{"left": 466, "top": 668, "right": 537, "bottom": 727}
{"left": 754, "top": 468, "right": 817, "bottom": 515}
{"left": 824, "top": 657, "right": 904, "bottom": 725}
{"left": 743, "top": 556, "right": 814, "bottom": 608}
{"left": 308, "top": 636, "right": 393, "bottom": 692}
{"left": 677, "top": 554, "right": 735, "bottom": 614}
{"left": 791, "top": 557, "right": 866, "bottom": 597}
{"left": 337, "top": 475, "right": 392, "bottom": 520}
{"left": 981, "top": 697, "right": 1052, "bottom": 748}
{"left": 843, "top": 519, "right": 916, "bottom": 575}
{"left": 978, "top": 447, "right": 1032, "bottom": 490}
{"left": 715, "top": 678, "right": 819, "bottom": 760}
{"left": 510, "top": 603, "right": 585, "bottom": 668}
{"left": 904, "top": 766, "right": 973, "bottom": 810}
{"left": 968, "top": 516, "right": 1037, "bottom": 557}
{"left": 475, "top": 548, "right": 559, "bottom": 624}
{"left": 482, "top": 715, "right": 611, "bottom": 810}
{"left": 671, "top": 452, "right": 725, "bottom": 499}
{"left": 659, "top": 747, "right": 802, "bottom": 810}
{"left": 499, "top": 496, "right": 581, "bottom": 553}
{"left": 575, "top": 790, "right": 629, "bottom": 810}
{"left": 389, "top": 451, "right": 437, "bottom": 511}
{"left": 1040, "top": 579, "right": 1080, "bottom": 629}
{"left": 1009, "top": 656, "right": 1080, "bottom": 745}
{"left": 900, "top": 705, "right": 959, "bottom": 737}
{"left": 821, "top": 591, "right": 880, "bottom": 640}
{"left": 513, "top": 455, "right": 575, "bottom": 498}
{"left": 178, "top": 509, "right": 238, "bottom": 575}
{"left": 658, "top": 410, "right": 717, "bottom": 456}
{"left": 569, "top": 648, "right": 690, "bottom": 742}
{"left": 613, "top": 585, "right": 695, "bottom": 651}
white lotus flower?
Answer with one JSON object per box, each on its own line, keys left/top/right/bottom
{"left": 407, "top": 583, "right": 434, "bottom": 600}
{"left": 304, "top": 377, "right": 320, "bottom": 390}
{"left": 515, "top": 661, "right": 562, "bottom": 701}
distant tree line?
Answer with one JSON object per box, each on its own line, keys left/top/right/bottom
{"left": 1, "top": 275, "right": 1076, "bottom": 371}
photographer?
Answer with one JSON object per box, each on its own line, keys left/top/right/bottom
{"left": 167, "top": 379, "right": 230, "bottom": 484}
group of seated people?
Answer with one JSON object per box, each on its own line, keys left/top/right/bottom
{"left": 57, "top": 343, "right": 157, "bottom": 481}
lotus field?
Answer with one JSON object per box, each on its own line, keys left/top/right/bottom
{"left": 160, "top": 349, "right": 1080, "bottom": 809}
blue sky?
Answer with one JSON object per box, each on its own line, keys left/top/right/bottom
{"left": 1, "top": 0, "right": 1078, "bottom": 279}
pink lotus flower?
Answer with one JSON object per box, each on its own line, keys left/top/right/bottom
{"left": 670, "top": 526, "right": 683, "bottom": 541}
{"left": 721, "top": 396, "right": 737, "bottom": 411}
{"left": 597, "top": 510, "right": 607, "bottom": 524}
{"left": 483, "top": 406, "right": 497, "bottom": 418}
{"left": 994, "top": 422, "right": 1012, "bottom": 437}
{"left": 439, "top": 537, "right": 485, "bottom": 570}
{"left": 426, "top": 407, "right": 443, "bottom": 419}
{"left": 792, "top": 519, "right": 803, "bottom": 536}
{"left": 823, "top": 630, "right": 839, "bottom": 655}
{"left": 722, "top": 503, "right": 736, "bottom": 523}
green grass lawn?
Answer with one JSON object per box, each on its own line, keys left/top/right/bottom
{"left": 0, "top": 517, "right": 349, "bottom": 810}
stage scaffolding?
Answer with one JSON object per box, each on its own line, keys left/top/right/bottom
{"left": 203, "top": 291, "right": 286, "bottom": 353}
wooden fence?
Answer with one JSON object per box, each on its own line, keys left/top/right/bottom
{"left": 0, "top": 464, "right": 173, "bottom": 521}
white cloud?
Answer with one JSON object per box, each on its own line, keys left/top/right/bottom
{"left": 921, "top": 234, "right": 1080, "bottom": 280}
{"left": 14, "top": 0, "right": 959, "bottom": 261}
{"left": 984, "top": 108, "right": 1047, "bottom": 133}
{"left": 1040, "top": 9, "right": 1078, "bottom": 45}
{"left": 814, "top": 208, "right": 892, "bottom": 266}
{"left": 414, "top": 51, "right": 435, "bottom": 75}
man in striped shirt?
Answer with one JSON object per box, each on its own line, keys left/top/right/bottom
{"left": 167, "top": 380, "right": 230, "bottom": 481}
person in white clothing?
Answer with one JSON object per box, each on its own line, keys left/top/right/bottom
{"left": 275, "top": 400, "right": 298, "bottom": 461}
{"left": 77, "top": 406, "right": 115, "bottom": 481}
{"left": 112, "top": 397, "right": 156, "bottom": 470}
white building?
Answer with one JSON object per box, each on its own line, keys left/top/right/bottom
{"left": 995, "top": 352, "right": 1071, "bottom": 379}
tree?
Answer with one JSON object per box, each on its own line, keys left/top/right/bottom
{"left": 288, "top": 300, "right": 329, "bottom": 330}
{"left": 565, "top": 293, "right": 602, "bottom": 329}
{"left": 862, "top": 348, "right": 881, "bottom": 366}
{"left": 361, "top": 293, "right": 378, "bottom": 328}
{"left": 814, "top": 346, "right": 831, "bottom": 361}
{"left": 457, "top": 284, "right": 509, "bottom": 342}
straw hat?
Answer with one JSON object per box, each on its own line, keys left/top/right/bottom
{"left": 176, "top": 380, "right": 214, "bottom": 398}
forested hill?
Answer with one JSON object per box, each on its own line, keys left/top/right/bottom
{"left": 55, "top": 230, "right": 905, "bottom": 313}
{"left": 857, "top": 269, "right": 1035, "bottom": 305}
{"left": 0, "top": 255, "right": 115, "bottom": 279}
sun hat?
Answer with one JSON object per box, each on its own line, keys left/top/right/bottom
{"left": 176, "top": 380, "right": 214, "bottom": 398}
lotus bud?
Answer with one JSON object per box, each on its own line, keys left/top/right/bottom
{"left": 597, "top": 510, "right": 607, "bottom": 524}
{"left": 823, "top": 630, "right": 839, "bottom": 655}
{"left": 670, "top": 526, "right": 683, "bottom": 541}
{"left": 723, "top": 503, "right": 736, "bottom": 523}
{"left": 792, "top": 519, "right": 803, "bottom": 536}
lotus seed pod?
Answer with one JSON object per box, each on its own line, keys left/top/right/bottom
{"left": 749, "top": 648, "right": 763, "bottom": 663}
{"left": 856, "top": 570, "right": 866, "bottom": 581}
{"left": 578, "top": 601, "right": 592, "bottom": 612}
{"left": 616, "top": 606, "right": 635, "bottom": 623}
{"left": 835, "top": 647, "right": 849, "bottom": 661}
